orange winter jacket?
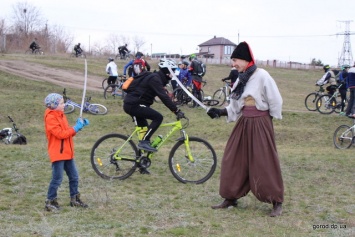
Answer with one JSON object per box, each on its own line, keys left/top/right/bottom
{"left": 44, "top": 109, "right": 77, "bottom": 163}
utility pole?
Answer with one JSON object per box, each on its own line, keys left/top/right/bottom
{"left": 337, "top": 20, "right": 355, "bottom": 67}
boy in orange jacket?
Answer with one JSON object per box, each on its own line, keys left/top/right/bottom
{"left": 43, "top": 93, "right": 89, "bottom": 211}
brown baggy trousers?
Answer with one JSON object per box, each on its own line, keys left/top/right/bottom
{"left": 219, "top": 106, "right": 284, "bottom": 204}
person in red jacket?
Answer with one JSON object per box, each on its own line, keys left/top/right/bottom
{"left": 43, "top": 93, "right": 89, "bottom": 211}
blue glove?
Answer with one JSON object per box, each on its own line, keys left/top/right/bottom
{"left": 83, "top": 118, "right": 90, "bottom": 127}
{"left": 73, "top": 118, "right": 84, "bottom": 133}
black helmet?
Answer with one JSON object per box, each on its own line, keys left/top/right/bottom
{"left": 78, "top": 43, "right": 81, "bottom": 45}
{"left": 108, "top": 57, "right": 114, "bottom": 61}
{"left": 135, "top": 52, "right": 143, "bottom": 59}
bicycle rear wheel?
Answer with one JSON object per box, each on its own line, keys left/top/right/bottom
{"left": 88, "top": 104, "right": 108, "bottom": 115}
{"left": 91, "top": 133, "right": 139, "bottom": 180}
{"left": 213, "top": 89, "right": 226, "bottom": 106}
{"left": 102, "top": 78, "right": 108, "bottom": 89}
{"left": 304, "top": 92, "right": 319, "bottom": 111}
{"left": 333, "top": 125, "right": 353, "bottom": 149}
{"left": 64, "top": 104, "right": 75, "bottom": 114}
{"left": 168, "top": 136, "right": 217, "bottom": 184}
{"left": 316, "top": 95, "right": 334, "bottom": 114}
{"left": 104, "top": 84, "right": 123, "bottom": 100}
{"left": 187, "top": 90, "right": 204, "bottom": 108}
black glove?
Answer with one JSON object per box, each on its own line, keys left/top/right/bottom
{"left": 174, "top": 109, "right": 185, "bottom": 120}
{"left": 207, "top": 108, "right": 222, "bottom": 119}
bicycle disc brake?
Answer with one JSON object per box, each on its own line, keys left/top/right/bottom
{"left": 138, "top": 156, "right": 151, "bottom": 168}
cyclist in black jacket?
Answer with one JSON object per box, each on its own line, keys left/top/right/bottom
{"left": 123, "top": 59, "right": 184, "bottom": 173}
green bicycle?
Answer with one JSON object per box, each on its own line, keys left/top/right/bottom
{"left": 90, "top": 115, "right": 217, "bottom": 184}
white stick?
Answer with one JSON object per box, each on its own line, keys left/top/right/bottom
{"left": 79, "top": 58, "right": 88, "bottom": 119}
{"left": 168, "top": 67, "right": 209, "bottom": 111}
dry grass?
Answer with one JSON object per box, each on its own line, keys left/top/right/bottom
{"left": 0, "top": 54, "right": 354, "bottom": 237}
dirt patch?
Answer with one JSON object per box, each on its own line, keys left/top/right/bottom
{"left": 0, "top": 60, "right": 103, "bottom": 92}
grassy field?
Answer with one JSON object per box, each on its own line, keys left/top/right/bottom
{"left": 0, "top": 54, "right": 354, "bottom": 237}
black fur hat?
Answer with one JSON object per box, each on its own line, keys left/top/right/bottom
{"left": 231, "top": 42, "right": 252, "bottom": 62}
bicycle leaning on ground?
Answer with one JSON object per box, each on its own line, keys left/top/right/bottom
{"left": 212, "top": 79, "right": 232, "bottom": 106}
{"left": 315, "top": 84, "right": 344, "bottom": 114}
{"left": 63, "top": 88, "right": 108, "bottom": 115}
{"left": 103, "top": 75, "right": 126, "bottom": 100}
{"left": 304, "top": 85, "right": 325, "bottom": 111}
{"left": 0, "top": 116, "right": 27, "bottom": 145}
{"left": 90, "top": 114, "right": 217, "bottom": 184}
{"left": 333, "top": 117, "right": 355, "bottom": 149}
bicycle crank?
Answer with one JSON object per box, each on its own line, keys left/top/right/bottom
{"left": 138, "top": 156, "right": 151, "bottom": 168}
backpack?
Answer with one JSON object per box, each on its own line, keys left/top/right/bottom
{"left": 122, "top": 72, "right": 155, "bottom": 93}
{"left": 195, "top": 59, "right": 206, "bottom": 77}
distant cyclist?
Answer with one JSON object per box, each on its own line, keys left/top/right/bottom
{"left": 222, "top": 66, "right": 239, "bottom": 88}
{"left": 74, "top": 43, "right": 83, "bottom": 57}
{"left": 106, "top": 57, "right": 118, "bottom": 85}
{"left": 29, "top": 38, "right": 40, "bottom": 53}
{"left": 118, "top": 44, "right": 129, "bottom": 59}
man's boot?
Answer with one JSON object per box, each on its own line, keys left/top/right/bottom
{"left": 45, "top": 198, "right": 60, "bottom": 212}
{"left": 70, "top": 193, "right": 88, "bottom": 208}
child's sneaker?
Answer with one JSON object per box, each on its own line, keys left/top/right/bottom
{"left": 70, "top": 193, "right": 88, "bottom": 208}
{"left": 45, "top": 198, "right": 60, "bottom": 212}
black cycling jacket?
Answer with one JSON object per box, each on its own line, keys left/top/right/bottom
{"left": 123, "top": 70, "right": 178, "bottom": 112}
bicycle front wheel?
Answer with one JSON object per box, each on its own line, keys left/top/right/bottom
{"left": 88, "top": 104, "right": 108, "bottom": 115}
{"left": 213, "top": 89, "right": 226, "bottom": 106}
{"left": 64, "top": 104, "right": 75, "bottom": 114}
{"left": 90, "top": 133, "right": 139, "bottom": 180}
{"left": 305, "top": 92, "right": 319, "bottom": 111}
{"left": 168, "top": 136, "right": 217, "bottom": 184}
{"left": 333, "top": 125, "right": 353, "bottom": 149}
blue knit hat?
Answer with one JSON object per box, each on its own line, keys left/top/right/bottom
{"left": 44, "top": 93, "right": 63, "bottom": 110}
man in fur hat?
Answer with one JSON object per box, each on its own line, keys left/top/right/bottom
{"left": 207, "top": 41, "right": 284, "bottom": 217}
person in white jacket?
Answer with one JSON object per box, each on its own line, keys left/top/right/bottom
{"left": 207, "top": 41, "right": 284, "bottom": 217}
{"left": 106, "top": 57, "right": 118, "bottom": 85}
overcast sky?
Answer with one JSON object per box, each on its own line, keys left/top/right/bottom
{"left": 2, "top": 0, "right": 355, "bottom": 66}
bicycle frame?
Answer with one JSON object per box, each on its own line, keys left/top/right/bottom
{"left": 66, "top": 99, "right": 89, "bottom": 111}
{"left": 112, "top": 119, "right": 194, "bottom": 162}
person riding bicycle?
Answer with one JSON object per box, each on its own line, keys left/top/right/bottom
{"left": 188, "top": 54, "right": 204, "bottom": 106}
{"left": 118, "top": 44, "right": 129, "bottom": 59}
{"left": 316, "top": 65, "right": 338, "bottom": 96}
{"left": 222, "top": 66, "right": 239, "bottom": 88}
{"left": 74, "top": 43, "right": 83, "bottom": 57}
{"left": 106, "top": 57, "right": 118, "bottom": 85}
{"left": 29, "top": 38, "right": 40, "bottom": 53}
{"left": 123, "top": 52, "right": 151, "bottom": 77}
{"left": 123, "top": 59, "right": 184, "bottom": 174}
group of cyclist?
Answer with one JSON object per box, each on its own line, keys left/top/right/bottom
{"left": 316, "top": 64, "right": 351, "bottom": 115}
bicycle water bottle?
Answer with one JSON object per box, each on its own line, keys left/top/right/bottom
{"left": 151, "top": 135, "right": 163, "bottom": 148}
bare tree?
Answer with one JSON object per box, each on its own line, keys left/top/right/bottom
{"left": 11, "top": 1, "right": 44, "bottom": 36}
{"left": 106, "top": 33, "right": 121, "bottom": 54}
{"left": 49, "top": 24, "right": 74, "bottom": 53}
{"left": 132, "top": 35, "right": 146, "bottom": 53}
{"left": 0, "top": 18, "right": 7, "bottom": 35}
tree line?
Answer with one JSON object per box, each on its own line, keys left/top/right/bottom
{"left": 0, "top": 1, "right": 146, "bottom": 55}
